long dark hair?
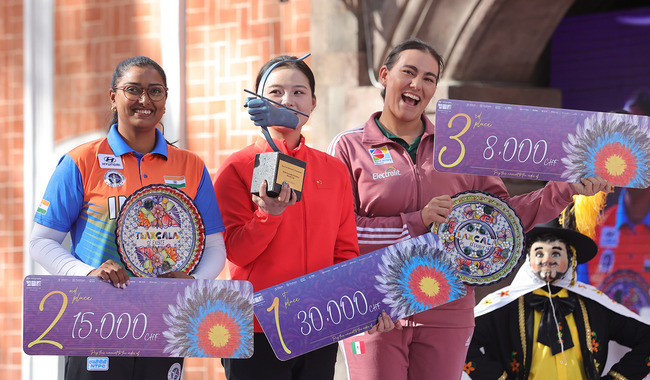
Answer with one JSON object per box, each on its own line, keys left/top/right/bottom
{"left": 381, "top": 39, "right": 444, "bottom": 99}
{"left": 109, "top": 56, "right": 167, "bottom": 128}
{"left": 255, "top": 55, "right": 316, "bottom": 97}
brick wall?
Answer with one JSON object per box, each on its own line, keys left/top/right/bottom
{"left": 186, "top": 0, "right": 312, "bottom": 176}
{"left": 0, "top": 0, "right": 25, "bottom": 378}
{"left": 54, "top": 1, "right": 162, "bottom": 141}
{"left": 184, "top": 1, "right": 310, "bottom": 378}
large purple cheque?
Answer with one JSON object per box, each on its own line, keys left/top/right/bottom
{"left": 23, "top": 276, "right": 253, "bottom": 358}
{"left": 253, "top": 232, "right": 466, "bottom": 361}
{"left": 434, "top": 99, "right": 650, "bottom": 188}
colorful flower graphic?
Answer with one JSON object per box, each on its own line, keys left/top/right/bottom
{"left": 443, "top": 239, "right": 455, "bottom": 252}
{"left": 594, "top": 142, "right": 638, "bottom": 184}
{"left": 497, "top": 228, "right": 512, "bottom": 242}
{"left": 561, "top": 113, "right": 650, "bottom": 188}
{"left": 407, "top": 266, "right": 449, "bottom": 307}
{"left": 163, "top": 280, "right": 253, "bottom": 358}
{"left": 152, "top": 203, "right": 165, "bottom": 219}
{"left": 138, "top": 246, "right": 177, "bottom": 275}
{"left": 509, "top": 352, "right": 521, "bottom": 373}
{"left": 151, "top": 252, "right": 163, "bottom": 267}
{"left": 462, "top": 206, "right": 473, "bottom": 219}
{"left": 375, "top": 244, "right": 464, "bottom": 319}
{"left": 591, "top": 331, "right": 600, "bottom": 353}
{"left": 510, "top": 358, "right": 520, "bottom": 373}
{"left": 137, "top": 195, "right": 181, "bottom": 228}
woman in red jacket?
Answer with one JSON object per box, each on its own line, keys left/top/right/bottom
{"left": 214, "top": 56, "right": 360, "bottom": 380}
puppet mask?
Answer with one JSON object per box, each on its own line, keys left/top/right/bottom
{"left": 529, "top": 240, "right": 570, "bottom": 283}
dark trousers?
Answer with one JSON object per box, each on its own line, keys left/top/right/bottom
{"left": 222, "top": 333, "right": 338, "bottom": 380}
{"left": 65, "top": 356, "right": 184, "bottom": 380}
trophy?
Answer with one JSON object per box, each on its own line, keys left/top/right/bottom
{"left": 245, "top": 54, "right": 311, "bottom": 202}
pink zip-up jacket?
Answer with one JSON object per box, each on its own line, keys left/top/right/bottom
{"left": 327, "top": 112, "right": 577, "bottom": 328}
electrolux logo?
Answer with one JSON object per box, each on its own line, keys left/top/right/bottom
{"left": 372, "top": 166, "right": 401, "bottom": 180}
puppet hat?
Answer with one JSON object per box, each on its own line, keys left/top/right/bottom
{"left": 525, "top": 219, "right": 598, "bottom": 264}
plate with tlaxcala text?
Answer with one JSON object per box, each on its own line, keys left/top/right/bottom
{"left": 116, "top": 184, "right": 205, "bottom": 277}
{"left": 430, "top": 190, "right": 524, "bottom": 286}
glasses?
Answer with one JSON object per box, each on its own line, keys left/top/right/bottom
{"left": 114, "top": 85, "right": 168, "bottom": 102}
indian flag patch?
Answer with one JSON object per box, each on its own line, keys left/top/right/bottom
{"left": 36, "top": 199, "right": 50, "bottom": 215}
{"left": 351, "top": 341, "right": 365, "bottom": 355}
{"left": 164, "top": 176, "right": 186, "bottom": 189}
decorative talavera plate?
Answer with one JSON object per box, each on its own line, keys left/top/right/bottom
{"left": 116, "top": 184, "right": 205, "bottom": 277}
{"left": 430, "top": 191, "right": 524, "bottom": 286}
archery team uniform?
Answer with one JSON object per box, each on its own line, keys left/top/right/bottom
{"left": 327, "top": 112, "right": 579, "bottom": 380}
{"left": 214, "top": 135, "right": 359, "bottom": 380}
{"left": 581, "top": 189, "right": 650, "bottom": 316}
{"left": 33, "top": 125, "right": 225, "bottom": 380}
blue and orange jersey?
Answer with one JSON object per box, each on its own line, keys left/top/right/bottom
{"left": 581, "top": 189, "right": 650, "bottom": 314}
{"left": 34, "top": 125, "right": 224, "bottom": 270}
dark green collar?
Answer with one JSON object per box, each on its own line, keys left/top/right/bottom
{"left": 375, "top": 117, "right": 422, "bottom": 164}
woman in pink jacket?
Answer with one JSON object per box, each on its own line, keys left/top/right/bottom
{"left": 327, "top": 39, "right": 611, "bottom": 380}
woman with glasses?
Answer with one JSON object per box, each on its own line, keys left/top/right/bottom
{"left": 29, "top": 56, "right": 226, "bottom": 380}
